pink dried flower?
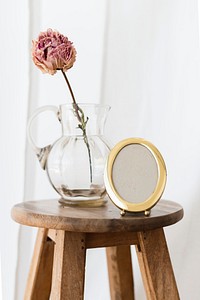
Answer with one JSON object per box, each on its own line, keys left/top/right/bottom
{"left": 32, "top": 28, "right": 76, "bottom": 75}
{"left": 32, "top": 29, "right": 92, "bottom": 181}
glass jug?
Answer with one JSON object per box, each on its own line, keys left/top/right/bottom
{"left": 27, "top": 103, "right": 111, "bottom": 207}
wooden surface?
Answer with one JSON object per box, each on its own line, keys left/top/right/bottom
{"left": 23, "top": 227, "right": 181, "bottom": 300}
{"left": 51, "top": 231, "right": 86, "bottom": 300}
{"left": 106, "top": 246, "right": 134, "bottom": 300}
{"left": 11, "top": 199, "right": 183, "bottom": 232}
{"left": 136, "top": 228, "right": 180, "bottom": 300}
{"left": 85, "top": 231, "right": 138, "bottom": 248}
{"left": 13, "top": 199, "right": 183, "bottom": 299}
{"left": 24, "top": 228, "right": 54, "bottom": 300}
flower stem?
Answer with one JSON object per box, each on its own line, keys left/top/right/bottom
{"left": 60, "top": 69, "right": 93, "bottom": 183}
{"left": 61, "top": 69, "right": 81, "bottom": 123}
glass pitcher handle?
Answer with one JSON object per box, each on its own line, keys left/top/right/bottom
{"left": 27, "top": 105, "right": 60, "bottom": 169}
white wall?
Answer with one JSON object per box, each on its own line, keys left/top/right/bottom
{"left": 2, "top": 0, "right": 200, "bottom": 299}
{"left": 0, "top": 0, "right": 29, "bottom": 299}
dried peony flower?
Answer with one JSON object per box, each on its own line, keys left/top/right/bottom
{"left": 32, "top": 28, "right": 76, "bottom": 75}
{"left": 32, "top": 29, "right": 92, "bottom": 181}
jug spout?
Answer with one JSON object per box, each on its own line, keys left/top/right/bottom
{"left": 35, "top": 145, "right": 51, "bottom": 170}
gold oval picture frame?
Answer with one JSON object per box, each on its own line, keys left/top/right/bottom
{"left": 104, "top": 138, "right": 167, "bottom": 216}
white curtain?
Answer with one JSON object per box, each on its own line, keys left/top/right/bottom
{"left": 1, "top": 0, "right": 200, "bottom": 299}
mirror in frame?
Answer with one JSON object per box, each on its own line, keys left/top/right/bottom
{"left": 104, "top": 138, "right": 167, "bottom": 216}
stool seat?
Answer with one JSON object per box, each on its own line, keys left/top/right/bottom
{"left": 11, "top": 199, "right": 183, "bottom": 300}
{"left": 11, "top": 199, "right": 183, "bottom": 232}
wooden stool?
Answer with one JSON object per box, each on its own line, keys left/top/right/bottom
{"left": 11, "top": 199, "right": 183, "bottom": 300}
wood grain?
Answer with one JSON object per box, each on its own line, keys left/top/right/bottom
{"left": 11, "top": 199, "right": 183, "bottom": 299}
{"left": 136, "top": 228, "right": 180, "bottom": 300}
{"left": 51, "top": 230, "right": 86, "bottom": 300}
{"left": 85, "top": 231, "right": 138, "bottom": 248}
{"left": 11, "top": 199, "right": 183, "bottom": 233}
{"left": 106, "top": 246, "right": 134, "bottom": 300}
{"left": 24, "top": 228, "right": 54, "bottom": 300}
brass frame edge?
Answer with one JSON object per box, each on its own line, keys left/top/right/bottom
{"left": 104, "top": 138, "right": 167, "bottom": 213}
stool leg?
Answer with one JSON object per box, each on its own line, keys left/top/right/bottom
{"left": 51, "top": 230, "right": 86, "bottom": 300}
{"left": 136, "top": 228, "right": 180, "bottom": 300}
{"left": 106, "top": 245, "right": 134, "bottom": 300}
{"left": 24, "top": 228, "right": 54, "bottom": 300}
